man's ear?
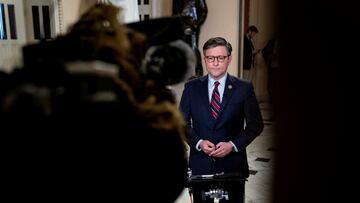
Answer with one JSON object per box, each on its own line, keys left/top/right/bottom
{"left": 228, "top": 55, "right": 233, "bottom": 63}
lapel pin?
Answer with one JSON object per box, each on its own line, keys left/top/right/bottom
{"left": 228, "top": 85, "right": 232, "bottom": 89}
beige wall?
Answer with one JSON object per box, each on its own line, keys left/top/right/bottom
{"left": 61, "top": 0, "right": 97, "bottom": 33}
{"left": 199, "top": 0, "right": 241, "bottom": 76}
{"left": 152, "top": 0, "right": 172, "bottom": 18}
{"left": 199, "top": 0, "right": 278, "bottom": 77}
{"left": 249, "top": 0, "right": 279, "bottom": 49}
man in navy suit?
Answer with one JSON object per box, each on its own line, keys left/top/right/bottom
{"left": 180, "top": 37, "right": 264, "bottom": 202}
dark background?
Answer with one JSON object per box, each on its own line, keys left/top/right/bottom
{"left": 273, "top": 1, "right": 355, "bottom": 202}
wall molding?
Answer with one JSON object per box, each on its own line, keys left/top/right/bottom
{"left": 54, "top": 0, "right": 63, "bottom": 34}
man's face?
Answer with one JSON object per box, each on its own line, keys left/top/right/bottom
{"left": 203, "top": 46, "right": 232, "bottom": 80}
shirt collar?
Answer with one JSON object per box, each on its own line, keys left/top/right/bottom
{"left": 208, "top": 74, "right": 227, "bottom": 87}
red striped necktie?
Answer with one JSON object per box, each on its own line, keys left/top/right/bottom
{"left": 210, "top": 81, "right": 221, "bottom": 119}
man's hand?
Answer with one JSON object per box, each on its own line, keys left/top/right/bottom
{"left": 209, "top": 142, "right": 233, "bottom": 158}
{"left": 200, "top": 140, "right": 216, "bottom": 155}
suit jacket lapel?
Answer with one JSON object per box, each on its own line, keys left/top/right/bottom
{"left": 218, "top": 75, "right": 235, "bottom": 120}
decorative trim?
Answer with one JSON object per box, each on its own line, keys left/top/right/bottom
{"left": 53, "top": 0, "right": 63, "bottom": 34}
{"left": 58, "top": 0, "right": 63, "bottom": 33}
{"left": 239, "top": 0, "right": 245, "bottom": 78}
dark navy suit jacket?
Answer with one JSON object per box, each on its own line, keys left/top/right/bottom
{"left": 179, "top": 74, "right": 263, "bottom": 177}
{"left": 243, "top": 35, "right": 254, "bottom": 70}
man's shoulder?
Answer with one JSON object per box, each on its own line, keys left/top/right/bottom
{"left": 228, "top": 75, "right": 253, "bottom": 89}
{"left": 184, "top": 75, "right": 206, "bottom": 86}
{"left": 228, "top": 74, "right": 249, "bottom": 84}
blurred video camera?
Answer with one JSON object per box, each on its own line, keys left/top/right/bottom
{"left": 1, "top": 4, "right": 191, "bottom": 202}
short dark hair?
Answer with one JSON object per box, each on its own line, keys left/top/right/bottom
{"left": 247, "top": 25, "right": 259, "bottom": 33}
{"left": 203, "top": 37, "right": 232, "bottom": 56}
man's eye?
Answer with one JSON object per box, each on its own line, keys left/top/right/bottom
{"left": 218, "top": 56, "right": 225, "bottom": 60}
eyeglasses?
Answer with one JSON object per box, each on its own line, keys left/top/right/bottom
{"left": 205, "top": 55, "right": 229, "bottom": 63}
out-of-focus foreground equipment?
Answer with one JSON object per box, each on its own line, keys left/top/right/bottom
{"left": 1, "top": 4, "right": 195, "bottom": 202}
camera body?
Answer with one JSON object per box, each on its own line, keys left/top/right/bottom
{"left": 1, "top": 4, "right": 192, "bottom": 202}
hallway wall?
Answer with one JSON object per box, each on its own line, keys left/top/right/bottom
{"left": 61, "top": 0, "right": 97, "bottom": 32}
{"left": 199, "top": 0, "right": 241, "bottom": 76}
{"left": 249, "top": 0, "right": 279, "bottom": 50}
{"left": 199, "top": 0, "right": 279, "bottom": 77}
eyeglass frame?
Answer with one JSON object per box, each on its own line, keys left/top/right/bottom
{"left": 204, "top": 55, "right": 230, "bottom": 63}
